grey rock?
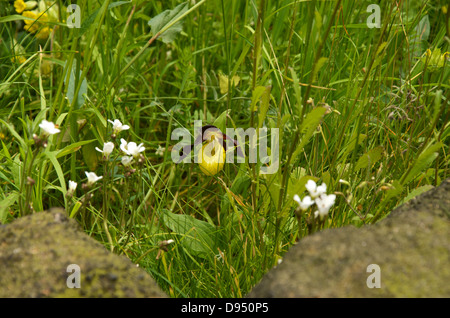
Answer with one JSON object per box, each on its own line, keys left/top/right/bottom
{"left": 0, "top": 208, "right": 167, "bottom": 298}
{"left": 247, "top": 179, "right": 450, "bottom": 298}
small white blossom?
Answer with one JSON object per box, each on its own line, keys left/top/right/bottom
{"left": 127, "top": 142, "right": 145, "bottom": 157}
{"left": 68, "top": 180, "right": 77, "bottom": 192}
{"left": 39, "top": 120, "right": 60, "bottom": 136}
{"left": 95, "top": 142, "right": 114, "bottom": 157}
{"left": 108, "top": 119, "right": 130, "bottom": 134}
{"left": 67, "top": 180, "right": 77, "bottom": 197}
{"left": 120, "top": 138, "right": 145, "bottom": 158}
{"left": 85, "top": 171, "right": 102, "bottom": 186}
{"left": 293, "top": 194, "right": 314, "bottom": 211}
{"left": 121, "top": 156, "right": 133, "bottom": 166}
{"left": 155, "top": 145, "right": 165, "bottom": 156}
{"left": 314, "top": 193, "right": 336, "bottom": 219}
{"left": 305, "top": 179, "right": 327, "bottom": 198}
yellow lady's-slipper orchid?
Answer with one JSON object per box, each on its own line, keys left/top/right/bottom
{"left": 198, "top": 141, "right": 225, "bottom": 176}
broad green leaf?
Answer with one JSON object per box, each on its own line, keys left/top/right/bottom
{"left": 162, "top": 210, "right": 221, "bottom": 257}
{"left": 250, "top": 86, "right": 267, "bottom": 112}
{"left": 398, "top": 185, "right": 434, "bottom": 206}
{"left": 80, "top": 9, "right": 100, "bottom": 36}
{"left": 213, "top": 109, "right": 230, "bottom": 134}
{"left": 65, "top": 60, "right": 87, "bottom": 109}
{"left": 148, "top": 2, "right": 189, "bottom": 43}
{"left": 410, "top": 15, "right": 430, "bottom": 58}
{"left": 56, "top": 139, "right": 96, "bottom": 158}
{"left": 82, "top": 141, "right": 98, "bottom": 172}
{"left": 401, "top": 142, "right": 442, "bottom": 185}
{"left": 45, "top": 151, "right": 67, "bottom": 197}
{"left": 354, "top": 146, "right": 384, "bottom": 171}
{"left": 0, "top": 192, "right": 18, "bottom": 224}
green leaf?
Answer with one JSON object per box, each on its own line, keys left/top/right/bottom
{"left": 148, "top": 2, "right": 189, "bottom": 43}
{"left": 0, "top": 192, "right": 19, "bottom": 224}
{"left": 213, "top": 109, "right": 230, "bottom": 134}
{"left": 398, "top": 185, "right": 434, "bottom": 206}
{"left": 400, "top": 142, "right": 442, "bottom": 185}
{"left": 45, "top": 151, "right": 67, "bottom": 197}
{"left": 108, "top": 1, "right": 132, "bottom": 10}
{"left": 354, "top": 146, "right": 384, "bottom": 171}
{"left": 82, "top": 140, "right": 99, "bottom": 172}
{"left": 386, "top": 179, "right": 403, "bottom": 199}
{"left": 0, "top": 119, "right": 26, "bottom": 149}
{"left": 65, "top": 60, "right": 87, "bottom": 109}
{"left": 56, "top": 139, "right": 96, "bottom": 159}
{"left": 250, "top": 86, "right": 266, "bottom": 112}
{"left": 162, "top": 210, "right": 221, "bottom": 257}
{"left": 80, "top": 9, "right": 100, "bottom": 36}
{"left": 0, "top": 15, "right": 35, "bottom": 23}
{"left": 312, "top": 57, "right": 328, "bottom": 83}
{"left": 410, "top": 15, "right": 430, "bottom": 58}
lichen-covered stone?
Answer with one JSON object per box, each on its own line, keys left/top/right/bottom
{"left": 0, "top": 208, "right": 167, "bottom": 298}
{"left": 247, "top": 179, "right": 450, "bottom": 298}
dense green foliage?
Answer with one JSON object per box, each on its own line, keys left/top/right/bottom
{"left": 0, "top": 0, "right": 448, "bottom": 297}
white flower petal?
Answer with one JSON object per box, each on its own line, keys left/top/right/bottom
{"left": 39, "top": 120, "right": 60, "bottom": 135}
{"left": 305, "top": 179, "right": 317, "bottom": 195}
{"left": 109, "top": 119, "right": 130, "bottom": 134}
{"left": 121, "top": 156, "right": 133, "bottom": 166}
{"left": 316, "top": 183, "right": 327, "bottom": 195}
{"left": 85, "top": 171, "right": 102, "bottom": 186}
{"left": 68, "top": 180, "right": 77, "bottom": 192}
{"left": 293, "top": 194, "right": 301, "bottom": 205}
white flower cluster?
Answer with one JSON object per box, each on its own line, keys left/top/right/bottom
{"left": 294, "top": 180, "right": 336, "bottom": 220}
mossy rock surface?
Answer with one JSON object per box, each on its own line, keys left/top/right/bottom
{"left": 247, "top": 179, "right": 450, "bottom": 298}
{"left": 0, "top": 209, "right": 166, "bottom": 298}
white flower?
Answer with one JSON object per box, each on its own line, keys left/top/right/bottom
{"left": 293, "top": 194, "right": 314, "bottom": 211}
{"left": 121, "top": 156, "right": 133, "bottom": 166}
{"left": 39, "top": 120, "right": 60, "bottom": 136}
{"left": 108, "top": 119, "right": 130, "bottom": 134}
{"left": 155, "top": 145, "right": 165, "bottom": 156}
{"left": 120, "top": 138, "right": 145, "bottom": 158}
{"left": 68, "top": 180, "right": 77, "bottom": 192}
{"left": 159, "top": 239, "right": 175, "bottom": 246}
{"left": 305, "top": 179, "right": 327, "bottom": 198}
{"left": 127, "top": 142, "right": 145, "bottom": 157}
{"left": 95, "top": 141, "right": 114, "bottom": 157}
{"left": 85, "top": 171, "right": 102, "bottom": 186}
{"left": 314, "top": 193, "right": 336, "bottom": 219}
